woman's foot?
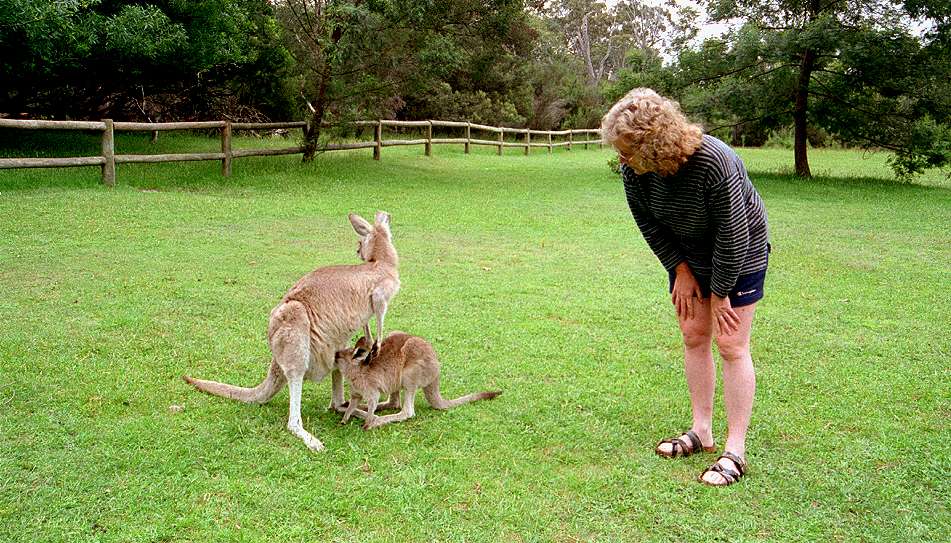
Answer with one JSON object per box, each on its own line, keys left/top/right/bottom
{"left": 655, "top": 429, "right": 716, "bottom": 458}
{"left": 699, "top": 452, "right": 747, "bottom": 486}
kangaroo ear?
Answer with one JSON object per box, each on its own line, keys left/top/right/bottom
{"left": 375, "top": 211, "right": 390, "bottom": 229}
{"left": 355, "top": 335, "right": 372, "bottom": 350}
{"left": 349, "top": 213, "right": 373, "bottom": 236}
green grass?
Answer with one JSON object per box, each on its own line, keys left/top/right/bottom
{"left": 1, "top": 133, "right": 949, "bottom": 542}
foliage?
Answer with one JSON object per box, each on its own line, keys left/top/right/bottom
{"left": 675, "top": 0, "right": 951, "bottom": 178}
{"left": 275, "top": 0, "right": 533, "bottom": 159}
{"left": 543, "top": 0, "right": 696, "bottom": 85}
{"left": 1, "top": 0, "right": 948, "bottom": 178}
{"left": 0, "top": 0, "right": 296, "bottom": 120}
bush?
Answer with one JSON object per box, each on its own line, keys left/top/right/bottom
{"left": 764, "top": 126, "right": 795, "bottom": 149}
{"left": 608, "top": 155, "right": 621, "bottom": 174}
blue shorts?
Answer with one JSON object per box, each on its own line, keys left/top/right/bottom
{"left": 668, "top": 267, "right": 767, "bottom": 307}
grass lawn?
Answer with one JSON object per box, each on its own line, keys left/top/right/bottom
{"left": 1, "top": 133, "right": 949, "bottom": 542}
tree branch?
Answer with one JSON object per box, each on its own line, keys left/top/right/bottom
{"left": 706, "top": 109, "right": 794, "bottom": 132}
{"left": 687, "top": 58, "right": 773, "bottom": 85}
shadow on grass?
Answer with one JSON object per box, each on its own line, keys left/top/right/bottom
{"left": 750, "top": 171, "right": 951, "bottom": 197}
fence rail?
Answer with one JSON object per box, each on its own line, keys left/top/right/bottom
{"left": 0, "top": 118, "right": 603, "bottom": 186}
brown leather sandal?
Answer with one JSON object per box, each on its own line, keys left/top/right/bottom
{"left": 655, "top": 429, "right": 716, "bottom": 458}
{"left": 699, "top": 452, "right": 747, "bottom": 486}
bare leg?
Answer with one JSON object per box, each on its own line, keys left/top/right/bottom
{"left": 703, "top": 303, "right": 757, "bottom": 484}
{"left": 365, "top": 387, "right": 417, "bottom": 429}
{"left": 657, "top": 298, "right": 716, "bottom": 455}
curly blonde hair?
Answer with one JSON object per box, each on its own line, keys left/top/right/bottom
{"left": 601, "top": 88, "right": 703, "bottom": 176}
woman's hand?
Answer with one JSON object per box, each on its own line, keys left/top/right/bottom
{"left": 711, "top": 294, "right": 740, "bottom": 335}
{"left": 671, "top": 262, "right": 703, "bottom": 320}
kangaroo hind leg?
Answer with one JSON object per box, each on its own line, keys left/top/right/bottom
{"left": 365, "top": 387, "right": 417, "bottom": 429}
{"left": 271, "top": 301, "right": 324, "bottom": 452}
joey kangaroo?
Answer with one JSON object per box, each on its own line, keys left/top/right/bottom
{"left": 335, "top": 333, "right": 501, "bottom": 430}
{"left": 183, "top": 212, "right": 399, "bottom": 451}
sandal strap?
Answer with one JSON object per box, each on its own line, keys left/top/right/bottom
{"left": 656, "top": 438, "right": 676, "bottom": 457}
{"left": 709, "top": 463, "right": 741, "bottom": 483}
{"left": 684, "top": 430, "right": 703, "bottom": 452}
{"left": 657, "top": 431, "right": 710, "bottom": 458}
{"left": 703, "top": 464, "right": 740, "bottom": 485}
{"left": 719, "top": 452, "right": 747, "bottom": 475}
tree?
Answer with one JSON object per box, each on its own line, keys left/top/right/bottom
{"left": 702, "top": 0, "right": 951, "bottom": 177}
{"left": 275, "top": 0, "right": 530, "bottom": 160}
{"left": 0, "top": 0, "right": 295, "bottom": 120}
{"left": 544, "top": 0, "right": 695, "bottom": 86}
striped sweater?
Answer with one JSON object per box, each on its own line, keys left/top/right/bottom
{"left": 621, "top": 135, "right": 769, "bottom": 297}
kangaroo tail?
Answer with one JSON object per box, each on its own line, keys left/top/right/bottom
{"left": 423, "top": 376, "right": 501, "bottom": 410}
{"left": 183, "top": 359, "right": 285, "bottom": 404}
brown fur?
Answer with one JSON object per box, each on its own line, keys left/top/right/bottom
{"left": 183, "top": 212, "right": 400, "bottom": 451}
{"left": 335, "top": 333, "right": 501, "bottom": 430}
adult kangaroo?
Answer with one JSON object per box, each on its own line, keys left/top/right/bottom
{"left": 184, "top": 211, "right": 399, "bottom": 451}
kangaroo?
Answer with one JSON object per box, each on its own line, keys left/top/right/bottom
{"left": 335, "top": 333, "right": 501, "bottom": 430}
{"left": 183, "top": 211, "right": 400, "bottom": 452}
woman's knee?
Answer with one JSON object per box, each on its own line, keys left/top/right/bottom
{"left": 715, "top": 335, "right": 750, "bottom": 362}
{"left": 682, "top": 327, "right": 713, "bottom": 350}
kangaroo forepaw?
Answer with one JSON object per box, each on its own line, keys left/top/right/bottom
{"left": 328, "top": 400, "right": 350, "bottom": 413}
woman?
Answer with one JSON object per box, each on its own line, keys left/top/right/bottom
{"left": 601, "top": 88, "right": 769, "bottom": 486}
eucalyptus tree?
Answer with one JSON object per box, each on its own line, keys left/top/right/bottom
{"left": 543, "top": 0, "right": 697, "bottom": 86}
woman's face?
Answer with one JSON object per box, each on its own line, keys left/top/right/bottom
{"left": 617, "top": 149, "right": 650, "bottom": 175}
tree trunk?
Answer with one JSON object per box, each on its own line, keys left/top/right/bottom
{"left": 793, "top": 0, "right": 822, "bottom": 178}
{"left": 793, "top": 47, "right": 815, "bottom": 178}
{"left": 302, "top": 25, "right": 344, "bottom": 162}
{"left": 577, "top": 14, "right": 598, "bottom": 85}
{"left": 303, "top": 73, "right": 330, "bottom": 162}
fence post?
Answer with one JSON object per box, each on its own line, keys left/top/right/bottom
{"left": 374, "top": 120, "right": 381, "bottom": 160}
{"left": 465, "top": 122, "right": 471, "bottom": 154}
{"left": 221, "top": 120, "right": 232, "bottom": 177}
{"left": 584, "top": 130, "right": 589, "bottom": 150}
{"left": 597, "top": 130, "right": 603, "bottom": 149}
{"left": 547, "top": 132, "right": 552, "bottom": 154}
{"left": 524, "top": 129, "right": 530, "bottom": 156}
{"left": 425, "top": 120, "right": 432, "bottom": 156}
{"left": 101, "top": 119, "right": 115, "bottom": 187}
{"left": 497, "top": 127, "right": 503, "bottom": 155}
{"left": 568, "top": 131, "right": 572, "bottom": 151}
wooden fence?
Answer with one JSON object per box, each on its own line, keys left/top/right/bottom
{"left": 0, "top": 118, "right": 603, "bottom": 186}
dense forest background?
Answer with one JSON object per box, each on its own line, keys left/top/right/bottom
{"left": 1, "top": 1, "right": 948, "bottom": 176}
